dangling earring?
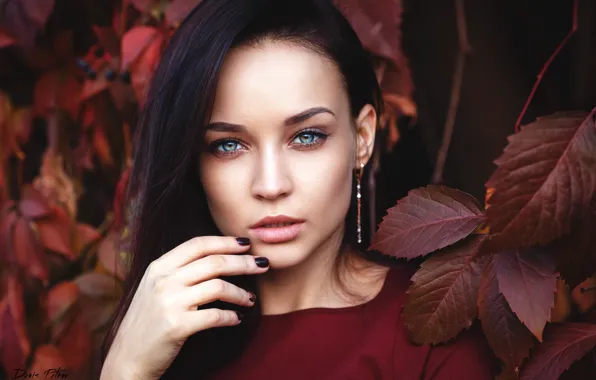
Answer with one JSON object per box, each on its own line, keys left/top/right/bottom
{"left": 356, "top": 162, "right": 364, "bottom": 244}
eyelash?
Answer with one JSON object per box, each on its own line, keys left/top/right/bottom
{"left": 208, "top": 128, "right": 329, "bottom": 157}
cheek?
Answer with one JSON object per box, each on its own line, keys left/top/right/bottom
{"left": 199, "top": 157, "right": 248, "bottom": 234}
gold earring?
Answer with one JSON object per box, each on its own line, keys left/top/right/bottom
{"left": 356, "top": 163, "right": 364, "bottom": 243}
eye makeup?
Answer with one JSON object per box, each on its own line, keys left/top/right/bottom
{"left": 206, "top": 127, "right": 330, "bottom": 158}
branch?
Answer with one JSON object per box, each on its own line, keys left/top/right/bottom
{"left": 514, "top": 0, "right": 578, "bottom": 132}
{"left": 431, "top": 0, "right": 471, "bottom": 184}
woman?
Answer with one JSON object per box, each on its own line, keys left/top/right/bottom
{"left": 100, "top": 0, "right": 496, "bottom": 378}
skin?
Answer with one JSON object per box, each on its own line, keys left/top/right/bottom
{"left": 199, "top": 40, "right": 388, "bottom": 316}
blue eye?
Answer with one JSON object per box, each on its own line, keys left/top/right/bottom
{"left": 215, "top": 140, "right": 241, "bottom": 152}
{"left": 293, "top": 131, "right": 320, "bottom": 145}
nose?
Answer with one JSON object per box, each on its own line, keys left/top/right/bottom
{"left": 251, "top": 147, "right": 293, "bottom": 201}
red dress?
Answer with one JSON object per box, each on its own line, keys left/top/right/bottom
{"left": 204, "top": 263, "right": 496, "bottom": 379}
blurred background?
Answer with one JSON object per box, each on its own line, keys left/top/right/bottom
{"left": 0, "top": 0, "right": 594, "bottom": 379}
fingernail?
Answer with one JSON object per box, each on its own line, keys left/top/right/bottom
{"left": 255, "top": 257, "right": 269, "bottom": 268}
{"left": 236, "top": 237, "right": 250, "bottom": 246}
{"left": 249, "top": 292, "right": 256, "bottom": 302}
{"left": 236, "top": 311, "right": 244, "bottom": 321}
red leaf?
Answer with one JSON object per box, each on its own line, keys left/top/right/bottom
{"left": 33, "top": 71, "right": 82, "bottom": 118}
{"left": 131, "top": 0, "right": 156, "bottom": 12}
{"left": 402, "top": 235, "right": 489, "bottom": 344}
{"left": 13, "top": 217, "right": 49, "bottom": 284}
{"left": 0, "top": 28, "right": 15, "bottom": 48}
{"left": 165, "top": 0, "right": 199, "bottom": 27}
{"left": 91, "top": 25, "right": 121, "bottom": 57}
{"left": 520, "top": 323, "right": 596, "bottom": 380}
{"left": 0, "top": 0, "right": 55, "bottom": 48}
{"left": 74, "top": 272, "right": 121, "bottom": 298}
{"left": 494, "top": 249, "right": 557, "bottom": 341}
{"left": 121, "top": 26, "right": 160, "bottom": 72}
{"left": 98, "top": 230, "right": 128, "bottom": 280}
{"left": 131, "top": 33, "right": 164, "bottom": 107}
{"left": 28, "top": 344, "right": 67, "bottom": 377}
{"left": 0, "top": 276, "right": 30, "bottom": 369}
{"left": 78, "top": 291, "right": 121, "bottom": 331}
{"left": 485, "top": 109, "right": 596, "bottom": 251}
{"left": 551, "top": 197, "right": 596, "bottom": 289}
{"left": 0, "top": 208, "right": 18, "bottom": 267}
{"left": 35, "top": 206, "right": 75, "bottom": 260}
{"left": 370, "top": 185, "right": 485, "bottom": 259}
{"left": 478, "top": 254, "right": 535, "bottom": 369}
{"left": 47, "top": 281, "right": 80, "bottom": 324}
{"left": 19, "top": 185, "right": 52, "bottom": 219}
{"left": 56, "top": 313, "right": 92, "bottom": 372}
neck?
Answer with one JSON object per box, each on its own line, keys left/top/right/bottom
{"left": 256, "top": 228, "right": 388, "bottom": 316}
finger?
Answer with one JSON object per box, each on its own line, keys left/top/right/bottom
{"left": 180, "top": 308, "right": 242, "bottom": 335}
{"left": 157, "top": 236, "right": 251, "bottom": 270}
{"left": 182, "top": 278, "right": 255, "bottom": 309}
{"left": 175, "top": 254, "right": 269, "bottom": 285}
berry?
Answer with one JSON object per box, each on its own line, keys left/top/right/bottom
{"left": 105, "top": 69, "right": 116, "bottom": 81}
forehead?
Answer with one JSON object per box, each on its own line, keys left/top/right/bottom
{"left": 211, "top": 41, "right": 347, "bottom": 119}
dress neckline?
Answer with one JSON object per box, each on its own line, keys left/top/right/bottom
{"left": 258, "top": 265, "right": 396, "bottom": 320}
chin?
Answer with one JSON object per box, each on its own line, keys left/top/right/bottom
{"left": 250, "top": 241, "right": 311, "bottom": 269}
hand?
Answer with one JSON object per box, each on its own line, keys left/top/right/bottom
{"left": 100, "top": 236, "right": 269, "bottom": 380}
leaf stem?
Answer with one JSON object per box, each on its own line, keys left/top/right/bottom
{"left": 514, "top": 0, "right": 578, "bottom": 132}
{"left": 432, "top": 0, "right": 471, "bottom": 184}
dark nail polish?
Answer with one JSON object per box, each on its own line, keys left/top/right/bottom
{"left": 236, "top": 311, "right": 244, "bottom": 321}
{"left": 236, "top": 237, "right": 250, "bottom": 246}
{"left": 249, "top": 292, "right": 256, "bottom": 302}
{"left": 255, "top": 257, "right": 269, "bottom": 268}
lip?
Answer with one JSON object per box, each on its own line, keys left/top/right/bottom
{"left": 250, "top": 215, "right": 304, "bottom": 228}
{"left": 249, "top": 223, "right": 304, "bottom": 244}
{"left": 249, "top": 215, "right": 305, "bottom": 244}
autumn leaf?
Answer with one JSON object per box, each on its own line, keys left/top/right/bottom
{"left": 56, "top": 312, "right": 92, "bottom": 373}
{"left": 120, "top": 26, "right": 160, "bottom": 72}
{"left": 98, "top": 229, "right": 129, "bottom": 280}
{"left": 485, "top": 109, "right": 596, "bottom": 252}
{"left": 19, "top": 185, "right": 52, "bottom": 219}
{"left": 165, "top": 0, "right": 200, "bottom": 27}
{"left": 0, "top": 28, "right": 15, "bottom": 48}
{"left": 33, "top": 71, "right": 82, "bottom": 118}
{"left": 13, "top": 217, "right": 49, "bottom": 284}
{"left": 478, "top": 254, "right": 535, "bottom": 369}
{"left": 74, "top": 272, "right": 121, "bottom": 299}
{"left": 46, "top": 281, "right": 80, "bottom": 324}
{"left": 0, "top": 0, "right": 56, "bottom": 48}
{"left": 0, "top": 276, "right": 31, "bottom": 369}
{"left": 131, "top": 33, "right": 164, "bottom": 107}
{"left": 370, "top": 185, "right": 485, "bottom": 259}
{"left": 27, "top": 345, "right": 67, "bottom": 377}
{"left": 34, "top": 205, "right": 75, "bottom": 260}
{"left": 493, "top": 249, "right": 557, "bottom": 341}
{"left": 520, "top": 323, "right": 596, "bottom": 380}
{"left": 32, "top": 149, "right": 79, "bottom": 217}
{"left": 551, "top": 196, "right": 596, "bottom": 289}
{"left": 402, "top": 235, "right": 489, "bottom": 345}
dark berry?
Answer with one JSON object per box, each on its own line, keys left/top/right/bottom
{"left": 120, "top": 71, "right": 131, "bottom": 84}
{"left": 87, "top": 70, "right": 97, "bottom": 80}
{"left": 105, "top": 69, "right": 116, "bottom": 81}
{"left": 76, "top": 58, "right": 89, "bottom": 70}
{"left": 94, "top": 46, "right": 105, "bottom": 58}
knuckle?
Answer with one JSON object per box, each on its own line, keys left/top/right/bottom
{"left": 163, "top": 313, "right": 183, "bottom": 339}
{"left": 206, "top": 255, "right": 227, "bottom": 273}
{"left": 206, "top": 309, "right": 226, "bottom": 325}
{"left": 189, "top": 236, "right": 206, "bottom": 252}
{"left": 211, "top": 279, "right": 228, "bottom": 295}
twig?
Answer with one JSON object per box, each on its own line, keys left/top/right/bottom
{"left": 514, "top": 0, "right": 578, "bottom": 132}
{"left": 431, "top": 0, "right": 471, "bottom": 184}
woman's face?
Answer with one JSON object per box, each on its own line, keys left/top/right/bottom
{"left": 198, "top": 41, "right": 376, "bottom": 269}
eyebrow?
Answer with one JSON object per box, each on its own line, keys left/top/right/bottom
{"left": 205, "top": 106, "right": 335, "bottom": 132}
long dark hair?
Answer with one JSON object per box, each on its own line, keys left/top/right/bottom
{"left": 101, "top": 0, "right": 385, "bottom": 377}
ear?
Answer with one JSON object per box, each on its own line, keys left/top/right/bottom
{"left": 354, "top": 104, "right": 377, "bottom": 168}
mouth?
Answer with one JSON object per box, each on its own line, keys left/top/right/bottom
{"left": 249, "top": 215, "right": 305, "bottom": 243}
